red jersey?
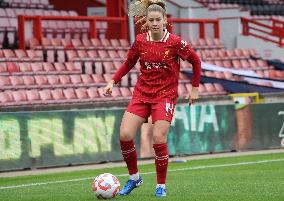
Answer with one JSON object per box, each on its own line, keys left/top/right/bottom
{"left": 112, "top": 30, "right": 201, "bottom": 103}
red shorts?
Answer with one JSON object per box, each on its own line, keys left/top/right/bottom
{"left": 126, "top": 98, "right": 176, "bottom": 123}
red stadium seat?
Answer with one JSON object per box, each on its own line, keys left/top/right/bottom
{"left": 19, "top": 63, "right": 32, "bottom": 73}
{"left": 63, "top": 88, "right": 77, "bottom": 100}
{"left": 81, "top": 74, "right": 93, "bottom": 84}
{"left": 119, "top": 39, "right": 130, "bottom": 48}
{"left": 51, "top": 89, "right": 65, "bottom": 101}
{"left": 204, "top": 83, "right": 218, "bottom": 95}
{"left": 14, "top": 49, "right": 29, "bottom": 61}
{"left": 98, "top": 50, "right": 110, "bottom": 59}
{"left": 26, "top": 50, "right": 43, "bottom": 61}
{"left": 101, "top": 38, "right": 111, "bottom": 48}
{"left": 92, "top": 74, "right": 105, "bottom": 84}
{"left": 47, "top": 75, "right": 60, "bottom": 85}
{"left": 103, "top": 61, "right": 115, "bottom": 73}
{"left": 0, "top": 76, "right": 11, "bottom": 87}
{"left": 34, "top": 75, "right": 48, "bottom": 86}
{"left": 70, "top": 74, "right": 82, "bottom": 84}
{"left": 87, "top": 87, "right": 99, "bottom": 99}
{"left": 75, "top": 88, "right": 89, "bottom": 100}
{"left": 91, "top": 38, "right": 103, "bottom": 47}
{"left": 39, "top": 89, "right": 52, "bottom": 103}
{"left": 54, "top": 62, "right": 66, "bottom": 72}
{"left": 10, "top": 76, "right": 24, "bottom": 86}
{"left": 23, "top": 75, "right": 36, "bottom": 86}
{"left": 26, "top": 90, "right": 41, "bottom": 102}
{"left": 0, "top": 91, "right": 13, "bottom": 104}
{"left": 0, "top": 63, "right": 8, "bottom": 74}
{"left": 12, "top": 90, "right": 27, "bottom": 103}
{"left": 31, "top": 62, "right": 44, "bottom": 73}
{"left": 111, "top": 87, "right": 122, "bottom": 98}
{"left": 213, "top": 83, "right": 226, "bottom": 95}
{"left": 103, "top": 74, "right": 113, "bottom": 82}
{"left": 3, "top": 50, "right": 17, "bottom": 61}
{"left": 87, "top": 50, "right": 99, "bottom": 59}
{"left": 82, "top": 38, "right": 92, "bottom": 48}
{"left": 120, "top": 87, "right": 132, "bottom": 98}
{"left": 7, "top": 62, "right": 20, "bottom": 73}
{"left": 59, "top": 75, "right": 71, "bottom": 85}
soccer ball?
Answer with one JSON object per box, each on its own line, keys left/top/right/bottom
{"left": 92, "top": 173, "right": 120, "bottom": 199}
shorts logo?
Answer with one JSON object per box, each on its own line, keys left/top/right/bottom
{"left": 166, "top": 103, "right": 174, "bottom": 115}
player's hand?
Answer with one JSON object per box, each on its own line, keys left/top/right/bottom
{"left": 189, "top": 87, "right": 199, "bottom": 105}
{"left": 103, "top": 80, "right": 115, "bottom": 96}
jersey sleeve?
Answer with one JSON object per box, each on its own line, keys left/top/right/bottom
{"left": 112, "top": 38, "right": 140, "bottom": 83}
{"left": 175, "top": 36, "right": 201, "bottom": 87}
{"left": 175, "top": 37, "right": 194, "bottom": 60}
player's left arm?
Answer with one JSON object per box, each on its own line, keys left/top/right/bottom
{"left": 186, "top": 51, "right": 201, "bottom": 104}
{"left": 175, "top": 37, "right": 201, "bottom": 105}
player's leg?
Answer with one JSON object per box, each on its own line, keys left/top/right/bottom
{"left": 119, "top": 99, "right": 150, "bottom": 195}
{"left": 140, "top": 116, "right": 154, "bottom": 158}
{"left": 152, "top": 120, "right": 170, "bottom": 197}
{"left": 151, "top": 100, "right": 176, "bottom": 197}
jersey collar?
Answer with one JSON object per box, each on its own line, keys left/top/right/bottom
{"left": 147, "top": 29, "right": 170, "bottom": 42}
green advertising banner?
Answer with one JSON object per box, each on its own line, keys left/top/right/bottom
{"left": 1, "top": 103, "right": 282, "bottom": 171}
{"left": 249, "top": 103, "right": 284, "bottom": 149}
{"left": 167, "top": 104, "right": 237, "bottom": 155}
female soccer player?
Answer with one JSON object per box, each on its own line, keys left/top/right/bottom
{"left": 103, "top": 0, "right": 201, "bottom": 197}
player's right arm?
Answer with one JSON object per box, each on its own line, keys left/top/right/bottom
{"left": 103, "top": 37, "right": 140, "bottom": 96}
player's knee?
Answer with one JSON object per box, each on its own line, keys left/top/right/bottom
{"left": 120, "top": 127, "right": 133, "bottom": 141}
{"left": 153, "top": 133, "right": 167, "bottom": 144}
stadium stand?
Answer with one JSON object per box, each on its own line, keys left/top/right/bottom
{"left": 0, "top": 0, "right": 283, "bottom": 108}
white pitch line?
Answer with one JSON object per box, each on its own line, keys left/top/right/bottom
{"left": 0, "top": 158, "right": 284, "bottom": 190}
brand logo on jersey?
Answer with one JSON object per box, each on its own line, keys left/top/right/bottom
{"left": 181, "top": 40, "right": 188, "bottom": 49}
{"left": 144, "top": 62, "right": 167, "bottom": 70}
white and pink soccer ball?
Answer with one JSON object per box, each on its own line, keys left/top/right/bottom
{"left": 92, "top": 173, "right": 120, "bottom": 199}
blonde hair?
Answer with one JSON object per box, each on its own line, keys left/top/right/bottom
{"left": 146, "top": 3, "right": 166, "bottom": 17}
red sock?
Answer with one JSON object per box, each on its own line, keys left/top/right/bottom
{"left": 120, "top": 140, "right": 138, "bottom": 175}
{"left": 153, "top": 143, "right": 169, "bottom": 184}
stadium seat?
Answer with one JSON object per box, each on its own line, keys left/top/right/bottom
{"left": 39, "top": 89, "right": 53, "bottom": 104}
{"left": 87, "top": 87, "right": 99, "bottom": 99}
{"left": 75, "top": 88, "right": 89, "bottom": 100}
{"left": 31, "top": 63, "right": 44, "bottom": 73}
{"left": 63, "top": 88, "right": 77, "bottom": 101}
{"left": 81, "top": 74, "right": 93, "bottom": 84}
{"left": 26, "top": 90, "right": 41, "bottom": 103}
{"left": 10, "top": 76, "right": 24, "bottom": 86}
{"left": 12, "top": 90, "right": 27, "bottom": 103}
{"left": 7, "top": 62, "right": 20, "bottom": 73}
{"left": 47, "top": 75, "right": 60, "bottom": 85}
{"left": 0, "top": 76, "right": 11, "bottom": 87}
{"left": 19, "top": 63, "right": 32, "bottom": 73}
{"left": 70, "top": 74, "right": 82, "bottom": 84}
{"left": 92, "top": 74, "right": 105, "bottom": 84}
{"left": 120, "top": 87, "right": 132, "bottom": 98}
{"left": 0, "top": 91, "right": 13, "bottom": 104}
{"left": 59, "top": 74, "right": 71, "bottom": 85}
{"left": 23, "top": 75, "right": 36, "bottom": 86}
{"left": 51, "top": 89, "right": 65, "bottom": 102}
{"left": 34, "top": 75, "right": 48, "bottom": 86}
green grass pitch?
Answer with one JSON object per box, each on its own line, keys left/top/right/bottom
{"left": 0, "top": 152, "right": 284, "bottom": 201}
